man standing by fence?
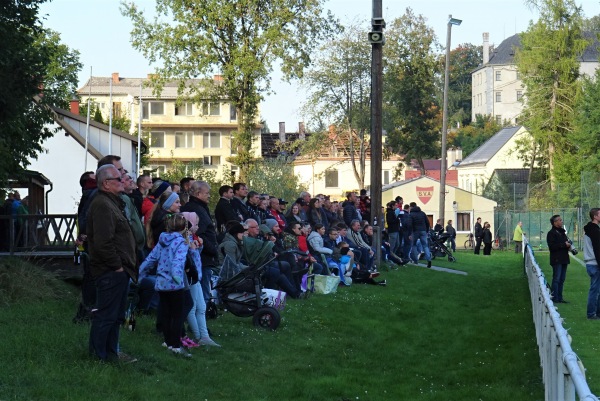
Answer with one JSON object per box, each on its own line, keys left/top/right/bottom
{"left": 584, "top": 208, "right": 600, "bottom": 320}
{"left": 547, "top": 215, "right": 572, "bottom": 304}
{"left": 513, "top": 221, "right": 524, "bottom": 254}
{"left": 474, "top": 217, "right": 483, "bottom": 255}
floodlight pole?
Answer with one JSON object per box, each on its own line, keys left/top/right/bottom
{"left": 439, "top": 15, "right": 461, "bottom": 227}
{"left": 370, "top": 0, "right": 384, "bottom": 267}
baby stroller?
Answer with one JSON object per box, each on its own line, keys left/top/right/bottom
{"left": 214, "top": 238, "right": 285, "bottom": 330}
{"left": 428, "top": 230, "right": 457, "bottom": 262}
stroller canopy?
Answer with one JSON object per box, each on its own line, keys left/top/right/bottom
{"left": 243, "top": 236, "right": 274, "bottom": 268}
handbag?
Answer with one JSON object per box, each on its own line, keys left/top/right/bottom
{"left": 313, "top": 274, "right": 340, "bottom": 295}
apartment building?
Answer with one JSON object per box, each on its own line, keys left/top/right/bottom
{"left": 77, "top": 73, "right": 261, "bottom": 178}
{"left": 471, "top": 32, "right": 599, "bottom": 125}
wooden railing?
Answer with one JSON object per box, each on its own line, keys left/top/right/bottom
{"left": 0, "top": 214, "right": 77, "bottom": 255}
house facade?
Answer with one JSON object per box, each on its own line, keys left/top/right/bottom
{"left": 454, "top": 125, "right": 531, "bottom": 195}
{"left": 472, "top": 32, "right": 600, "bottom": 124}
{"left": 77, "top": 73, "right": 261, "bottom": 180}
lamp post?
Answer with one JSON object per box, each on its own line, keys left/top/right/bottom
{"left": 439, "top": 15, "right": 461, "bottom": 227}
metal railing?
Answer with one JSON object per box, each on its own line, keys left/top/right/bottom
{"left": 523, "top": 235, "right": 599, "bottom": 401}
{"left": 0, "top": 214, "right": 77, "bottom": 255}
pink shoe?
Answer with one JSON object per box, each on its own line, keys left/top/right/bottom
{"left": 181, "top": 336, "right": 199, "bottom": 348}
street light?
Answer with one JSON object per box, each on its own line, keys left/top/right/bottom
{"left": 439, "top": 15, "right": 461, "bottom": 228}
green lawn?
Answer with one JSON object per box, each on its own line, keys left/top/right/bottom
{"left": 0, "top": 253, "right": 548, "bottom": 401}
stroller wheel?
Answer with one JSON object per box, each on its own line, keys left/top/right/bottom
{"left": 206, "top": 301, "right": 219, "bottom": 319}
{"left": 253, "top": 307, "right": 281, "bottom": 330}
{"left": 448, "top": 255, "right": 456, "bottom": 262}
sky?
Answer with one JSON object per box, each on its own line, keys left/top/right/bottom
{"left": 39, "top": 0, "right": 600, "bottom": 132}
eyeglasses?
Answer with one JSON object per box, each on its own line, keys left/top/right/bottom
{"left": 105, "top": 177, "right": 122, "bottom": 182}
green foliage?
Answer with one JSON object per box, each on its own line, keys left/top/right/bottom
{"left": 384, "top": 9, "right": 442, "bottom": 173}
{"left": 121, "top": 0, "right": 336, "bottom": 180}
{"left": 0, "top": 1, "right": 82, "bottom": 186}
{"left": 516, "top": 0, "right": 588, "bottom": 189}
{"left": 572, "top": 71, "right": 600, "bottom": 173}
{"left": 246, "top": 157, "right": 307, "bottom": 202}
{"left": 449, "top": 114, "right": 502, "bottom": 157}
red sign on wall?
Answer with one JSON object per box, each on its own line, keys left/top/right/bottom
{"left": 416, "top": 186, "right": 434, "bottom": 204}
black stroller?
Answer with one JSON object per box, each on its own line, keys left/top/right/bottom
{"left": 428, "top": 230, "right": 457, "bottom": 262}
{"left": 213, "top": 238, "right": 284, "bottom": 330}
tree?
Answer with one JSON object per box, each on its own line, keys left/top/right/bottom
{"left": 0, "top": 1, "right": 81, "bottom": 186}
{"left": 121, "top": 0, "right": 336, "bottom": 180}
{"left": 300, "top": 22, "right": 372, "bottom": 188}
{"left": 443, "top": 43, "right": 482, "bottom": 128}
{"left": 383, "top": 9, "right": 442, "bottom": 174}
{"left": 448, "top": 114, "right": 502, "bottom": 157}
{"left": 573, "top": 71, "right": 600, "bottom": 173}
{"left": 515, "top": 0, "right": 588, "bottom": 191}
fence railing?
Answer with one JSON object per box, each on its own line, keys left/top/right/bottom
{"left": 0, "top": 214, "right": 77, "bottom": 255}
{"left": 523, "top": 235, "right": 598, "bottom": 401}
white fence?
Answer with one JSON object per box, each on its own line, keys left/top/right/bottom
{"left": 523, "top": 236, "right": 599, "bottom": 401}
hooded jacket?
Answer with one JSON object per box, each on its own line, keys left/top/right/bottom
{"left": 584, "top": 221, "right": 600, "bottom": 266}
{"left": 410, "top": 206, "right": 430, "bottom": 233}
{"left": 139, "top": 231, "right": 201, "bottom": 291}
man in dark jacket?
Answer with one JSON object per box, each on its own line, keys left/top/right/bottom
{"left": 547, "top": 215, "right": 573, "bottom": 304}
{"left": 398, "top": 204, "right": 413, "bottom": 262}
{"left": 386, "top": 201, "right": 400, "bottom": 257}
{"left": 87, "top": 164, "right": 136, "bottom": 362}
{"left": 474, "top": 217, "right": 483, "bottom": 255}
{"left": 409, "top": 202, "right": 432, "bottom": 268}
{"left": 342, "top": 191, "right": 359, "bottom": 226}
{"left": 584, "top": 208, "right": 600, "bottom": 319}
{"left": 214, "top": 185, "right": 240, "bottom": 232}
{"left": 181, "top": 180, "right": 219, "bottom": 303}
{"left": 231, "top": 182, "right": 250, "bottom": 221}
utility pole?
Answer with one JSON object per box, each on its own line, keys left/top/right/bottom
{"left": 369, "top": 0, "right": 384, "bottom": 267}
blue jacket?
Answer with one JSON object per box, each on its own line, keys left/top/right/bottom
{"left": 139, "top": 231, "right": 201, "bottom": 291}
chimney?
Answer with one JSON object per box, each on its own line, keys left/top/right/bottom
{"left": 70, "top": 96, "right": 80, "bottom": 115}
{"left": 298, "top": 122, "right": 305, "bottom": 140}
{"left": 447, "top": 148, "right": 456, "bottom": 166}
{"left": 483, "top": 33, "right": 490, "bottom": 64}
{"left": 279, "top": 122, "right": 286, "bottom": 143}
{"left": 112, "top": 72, "right": 120, "bottom": 84}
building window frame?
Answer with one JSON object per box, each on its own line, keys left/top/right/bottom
{"left": 495, "top": 70, "right": 501, "bottom": 81}
{"left": 325, "top": 169, "right": 339, "bottom": 188}
{"left": 175, "top": 102, "right": 193, "bottom": 116}
{"left": 202, "top": 102, "right": 221, "bottom": 116}
{"left": 175, "top": 131, "right": 194, "bottom": 148}
{"left": 150, "top": 131, "right": 165, "bottom": 148}
{"left": 203, "top": 156, "right": 221, "bottom": 166}
{"left": 516, "top": 90, "right": 523, "bottom": 101}
{"left": 203, "top": 131, "right": 221, "bottom": 148}
{"left": 495, "top": 91, "right": 502, "bottom": 103}
{"left": 456, "top": 212, "right": 472, "bottom": 232}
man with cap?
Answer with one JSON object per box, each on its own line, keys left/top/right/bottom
{"left": 268, "top": 197, "right": 287, "bottom": 231}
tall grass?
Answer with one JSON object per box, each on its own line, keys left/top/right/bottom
{"left": 0, "top": 253, "right": 545, "bottom": 400}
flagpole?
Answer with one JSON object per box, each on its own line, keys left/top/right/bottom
{"left": 137, "top": 83, "right": 142, "bottom": 175}
{"left": 84, "top": 66, "right": 92, "bottom": 170}
{"left": 109, "top": 76, "right": 113, "bottom": 154}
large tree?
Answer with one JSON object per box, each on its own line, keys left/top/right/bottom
{"left": 444, "top": 43, "right": 482, "bottom": 128}
{"left": 515, "top": 0, "right": 588, "bottom": 191}
{"left": 0, "top": 0, "right": 81, "bottom": 187}
{"left": 300, "top": 22, "right": 371, "bottom": 188}
{"left": 121, "top": 0, "right": 336, "bottom": 179}
{"left": 383, "top": 9, "right": 442, "bottom": 174}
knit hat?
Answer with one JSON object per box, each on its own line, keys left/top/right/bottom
{"left": 228, "top": 222, "right": 246, "bottom": 236}
{"left": 152, "top": 180, "right": 170, "bottom": 198}
{"left": 264, "top": 219, "right": 278, "bottom": 231}
{"left": 162, "top": 192, "right": 180, "bottom": 211}
{"left": 259, "top": 224, "right": 271, "bottom": 235}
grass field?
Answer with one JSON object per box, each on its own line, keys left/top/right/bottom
{"left": 0, "top": 252, "right": 552, "bottom": 400}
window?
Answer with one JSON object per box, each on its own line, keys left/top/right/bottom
{"left": 148, "top": 165, "right": 166, "bottom": 178}
{"left": 175, "top": 131, "right": 194, "bottom": 148}
{"left": 203, "top": 156, "right": 221, "bottom": 166}
{"left": 495, "top": 70, "right": 501, "bottom": 81}
{"left": 516, "top": 90, "right": 523, "bottom": 101}
{"left": 325, "top": 169, "right": 338, "bottom": 188}
{"left": 175, "top": 102, "right": 193, "bottom": 116}
{"left": 230, "top": 104, "right": 237, "bottom": 120}
{"left": 150, "top": 131, "right": 165, "bottom": 148}
{"left": 142, "top": 101, "right": 164, "bottom": 119}
{"left": 383, "top": 170, "right": 390, "bottom": 185}
{"left": 202, "top": 102, "right": 220, "bottom": 116}
{"left": 203, "top": 132, "right": 221, "bottom": 148}
{"left": 93, "top": 101, "right": 106, "bottom": 110}
{"left": 456, "top": 212, "right": 471, "bottom": 231}
{"left": 495, "top": 115, "right": 502, "bottom": 125}
{"left": 230, "top": 135, "right": 237, "bottom": 155}
{"left": 495, "top": 92, "right": 502, "bottom": 102}
{"left": 113, "top": 102, "right": 122, "bottom": 118}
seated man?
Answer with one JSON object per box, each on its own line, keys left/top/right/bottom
{"left": 348, "top": 219, "right": 375, "bottom": 270}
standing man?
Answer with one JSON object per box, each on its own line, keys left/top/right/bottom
{"left": 214, "top": 185, "right": 239, "bottom": 232}
{"left": 231, "top": 182, "right": 250, "bottom": 221}
{"left": 409, "top": 202, "right": 432, "bottom": 268}
{"left": 246, "top": 191, "right": 263, "bottom": 225}
{"left": 181, "top": 181, "right": 219, "bottom": 303}
{"left": 87, "top": 164, "right": 137, "bottom": 362}
{"left": 342, "top": 192, "right": 359, "bottom": 226}
{"left": 131, "top": 174, "right": 152, "bottom": 218}
{"left": 445, "top": 220, "right": 457, "bottom": 252}
{"left": 474, "top": 217, "right": 483, "bottom": 255}
{"left": 584, "top": 208, "right": 600, "bottom": 319}
{"left": 547, "top": 215, "right": 572, "bottom": 304}
{"left": 513, "top": 221, "right": 524, "bottom": 254}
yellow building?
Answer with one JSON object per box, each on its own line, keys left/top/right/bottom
{"left": 78, "top": 73, "right": 261, "bottom": 179}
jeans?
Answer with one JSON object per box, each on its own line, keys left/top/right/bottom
{"left": 586, "top": 264, "right": 600, "bottom": 318}
{"left": 200, "top": 266, "right": 213, "bottom": 304}
{"left": 447, "top": 237, "right": 456, "bottom": 252}
{"left": 137, "top": 276, "right": 159, "bottom": 311}
{"left": 551, "top": 263, "right": 568, "bottom": 302}
{"left": 474, "top": 237, "right": 482, "bottom": 254}
{"left": 187, "top": 282, "right": 208, "bottom": 339}
{"left": 411, "top": 231, "right": 431, "bottom": 262}
{"left": 89, "top": 270, "right": 129, "bottom": 361}
{"left": 388, "top": 232, "right": 400, "bottom": 256}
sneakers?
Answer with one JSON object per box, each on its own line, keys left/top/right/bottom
{"left": 369, "top": 272, "right": 381, "bottom": 279}
{"left": 117, "top": 352, "right": 138, "bottom": 364}
{"left": 377, "top": 280, "right": 387, "bottom": 286}
{"left": 170, "top": 347, "right": 192, "bottom": 358}
{"left": 181, "top": 337, "right": 200, "bottom": 348}
{"left": 588, "top": 315, "right": 600, "bottom": 320}
{"left": 198, "top": 337, "right": 221, "bottom": 347}
{"left": 427, "top": 260, "right": 432, "bottom": 268}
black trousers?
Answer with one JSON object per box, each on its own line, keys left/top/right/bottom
{"left": 474, "top": 237, "right": 483, "bottom": 254}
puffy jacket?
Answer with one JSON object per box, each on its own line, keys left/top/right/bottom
{"left": 409, "top": 206, "right": 430, "bottom": 233}
{"left": 342, "top": 200, "right": 359, "bottom": 226}
{"left": 307, "top": 231, "right": 333, "bottom": 255}
{"left": 139, "top": 231, "right": 201, "bottom": 291}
